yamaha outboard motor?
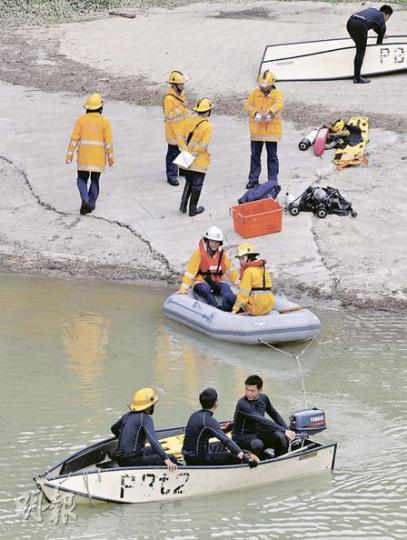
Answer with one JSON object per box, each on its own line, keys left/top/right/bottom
{"left": 289, "top": 407, "right": 326, "bottom": 437}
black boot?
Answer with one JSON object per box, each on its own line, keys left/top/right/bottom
{"left": 246, "top": 180, "right": 259, "bottom": 189}
{"left": 353, "top": 76, "right": 370, "bottom": 84}
{"left": 179, "top": 182, "right": 192, "bottom": 213}
{"left": 189, "top": 189, "right": 205, "bottom": 216}
{"left": 178, "top": 168, "right": 186, "bottom": 177}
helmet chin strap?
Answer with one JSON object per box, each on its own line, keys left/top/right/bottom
{"left": 174, "top": 84, "right": 183, "bottom": 94}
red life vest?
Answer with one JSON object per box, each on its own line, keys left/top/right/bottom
{"left": 239, "top": 259, "right": 271, "bottom": 291}
{"left": 197, "top": 239, "right": 227, "bottom": 283}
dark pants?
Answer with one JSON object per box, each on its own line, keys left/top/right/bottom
{"left": 238, "top": 179, "right": 281, "bottom": 204}
{"left": 234, "top": 430, "right": 288, "bottom": 458}
{"left": 166, "top": 144, "right": 180, "bottom": 183}
{"left": 248, "top": 141, "right": 279, "bottom": 184}
{"left": 184, "top": 442, "right": 240, "bottom": 466}
{"left": 184, "top": 170, "right": 205, "bottom": 192}
{"left": 117, "top": 446, "right": 177, "bottom": 467}
{"left": 347, "top": 17, "right": 368, "bottom": 79}
{"left": 193, "top": 282, "right": 236, "bottom": 312}
{"left": 77, "top": 171, "right": 101, "bottom": 209}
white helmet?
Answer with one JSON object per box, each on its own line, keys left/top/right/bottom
{"left": 203, "top": 226, "right": 224, "bottom": 242}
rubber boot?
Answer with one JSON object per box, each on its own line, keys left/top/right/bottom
{"left": 179, "top": 182, "right": 192, "bottom": 213}
{"left": 189, "top": 189, "right": 205, "bottom": 216}
{"left": 353, "top": 76, "right": 370, "bottom": 84}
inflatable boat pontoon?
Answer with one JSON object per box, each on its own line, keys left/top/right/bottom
{"left": 163, "top": 293, "right": 320, "bottom": 345}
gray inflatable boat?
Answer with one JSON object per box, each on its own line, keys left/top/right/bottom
{"left": 163, "top": 293, "right": 320, "bottom": 345}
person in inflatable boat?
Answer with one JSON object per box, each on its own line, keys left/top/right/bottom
{"left": 178, "top": 226, "right": 239, "bottom": 312}
{"left": 231, "top": 243, "right": 275, "bottom": 316}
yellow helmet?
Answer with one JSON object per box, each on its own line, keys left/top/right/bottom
{"left": 84, "top": 93, "right": 103, "bottom": 111}
{"left": 129, "top": 387, "right": 159, "bottom": 412}
{"left": 330, "top": 119, "right": 346, "bottom": 133}
{"left": 167, "top": 70, "right": 186, "bottom": 84}
{"left": 193, "top": 97, "right": 213, "bottom": 113}
{"left": 236, "top": 242, "right": 259, "bottom": 258}
{"left": 257, "top": 70, "right": 276, "bottom": 88}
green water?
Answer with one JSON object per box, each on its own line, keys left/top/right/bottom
{"left": 0, "top": 272, "right": 406, "bottom": 539}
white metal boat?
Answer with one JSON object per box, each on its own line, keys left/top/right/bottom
{"left": 35, "top": 425, "right": 337, "bottom": 505}
{"left": 261, "top": 35, "right": 407, "bottom": 80}
{"left": 163, "top": 292, "right": 321, "bottom": 345}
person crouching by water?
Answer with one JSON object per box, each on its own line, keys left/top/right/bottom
{"left": 182, "top": 388, "right": 257, "bottom": 468}
{"left": 111, "top": 387, "right": 178, "bottom": 470}
{"left": 178, "top": 226, "right": 239, "bottom": 312}
{"left": 231, "top": 243, "right": 275, "bottom": 316}
{"left": 232, "top": 375, "right": 296, "bottom": 459}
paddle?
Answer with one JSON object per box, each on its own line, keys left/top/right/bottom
{"left": 277, "top": 305, "right": 309, "bottom": 314}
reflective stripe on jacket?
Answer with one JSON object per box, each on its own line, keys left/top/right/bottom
{"left": 180, "top": 115, "right": 212, "bottom": 173}
{"left": 66, "top": 112, "right": 114, "bottom": 173}
{"left": 163, "top": 88, "right": 190, "bottom": 145}
{"left": 243, "top": 87, "right": 284, "bottom": 142}
{"left": 179, "top": 240, "right": 239, "bottom": 293}
{"left": 232, "top": 260, "right": 275, "bottom": 316}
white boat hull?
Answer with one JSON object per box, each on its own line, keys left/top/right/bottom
{"left": 261, "top": 35, "right": 407, "bottom": 81}
{"left": 36, "top": 436, "right": 336, "bottom": 505}
{"left": 163, "top": 293, "right": 320, "bottom": 345}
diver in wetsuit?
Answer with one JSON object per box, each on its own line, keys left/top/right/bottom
{"left": 182, "top": 388, "right": 257, "bottom": 467}
{"left": 346, "top": 5, "right": 393, "bottom": 84}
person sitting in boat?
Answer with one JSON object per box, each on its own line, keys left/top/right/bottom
{"left": 178, "top": 226, "right": 239, "bottom": 312}
{"left": 182, "top": 387, "right": 258, "bottom": 468}
{"left": 232, "top": 375, "right": 296, "bottom": 459}
{"left": 231, "top": 243, "right": 275, "bottom": 316}
{"left": 111, "top": 387, "right": 178, "bottom": 470}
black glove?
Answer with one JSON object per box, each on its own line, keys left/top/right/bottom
{"left": 242, "top": 452, "right": 258, "bottom": 469}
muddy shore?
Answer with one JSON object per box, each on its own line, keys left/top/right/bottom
{"left": 1, "top": 1, "right": 406, "bottom": 311}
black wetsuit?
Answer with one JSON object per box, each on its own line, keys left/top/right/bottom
{"left": 232, "top": 394, "right": 289, "bottom": 457}
{"left": 347, "top": 8, "right": 386, "bottom": 79}
{"left": 111, "top": 411, "right": 171, "bottom": 466}
{"left": 182, "top": 409, "right": 242, "bottom": 465}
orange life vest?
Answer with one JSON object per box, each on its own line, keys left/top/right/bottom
{"left": 197, "top": 239, "right": 227, "bottom": 284}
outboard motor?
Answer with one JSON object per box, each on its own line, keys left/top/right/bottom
{"left": 289, "top": 407, "right": 326, "bottom": 437}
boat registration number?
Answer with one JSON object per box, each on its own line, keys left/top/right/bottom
{"left": 120, "top": 471, "right": 190, "bottom": 498}
{"left": 379, "top": 47, "right": 405, "bottom": 64}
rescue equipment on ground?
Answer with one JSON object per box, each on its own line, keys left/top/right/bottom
{"left": 333, "top": 116, "right": 369, "bottom": 170}
{"left": 260, "top": 36, "right": 407, "bottom": 81}
{"left": 231, "top": 198, "right": 283, "bottom": 238}
{"left": 238, "top": 180, "right": 281, "bottom": 205}
{"left": 298, "top": 128, "right": 319, "bottom": 151}
{"left": 287, "top": 186, "right": 357, "bottom": 219}
{"left": 313, "top": 127, "right": 330, "bottom": 156}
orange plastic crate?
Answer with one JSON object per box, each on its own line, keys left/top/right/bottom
{"left": 231, "top": 198, "right": 283, "bottom": 238}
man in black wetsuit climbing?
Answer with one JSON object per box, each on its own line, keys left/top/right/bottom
{"left": 346, "top": 5, "right": 393, "bottom": 84}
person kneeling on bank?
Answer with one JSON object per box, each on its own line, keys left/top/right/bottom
{"left": 231, "top": 243, "right": 275, "bottom": 316}
{"left": 111, "top": 387, "right": 178, "bottom": 470}
{"left": 178, "top": 226, "right": 239, "bottom": 312}
{"left": 182, "top": 388, "right": 257, "bottom": 468}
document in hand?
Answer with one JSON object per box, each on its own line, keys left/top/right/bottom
{"left": 173, "top": 151, "right": 195, "bottom": 169}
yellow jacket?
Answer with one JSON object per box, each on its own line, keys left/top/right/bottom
{"left": 179, "top": 243, "right": 239, "bottom": 294}
{"left": 180, "top": 115, "right": 212, "bottom": 173}
{"left": 243, "top": 87, "right": 284, "bottom": 142}
{"left": 232, "top": 261, "right": 275, "bottom": 316}
{"left": 163, "top": 88, "right": 190, "bottom": 146}
{"left": 66, "top": 113, "right": 114, "bottom": 173}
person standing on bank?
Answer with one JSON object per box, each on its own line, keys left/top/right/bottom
{"left": 111, "top": 387, "right": 178, "bottom": 470}
{"left": 347, "top": 5, "right": 393, "bottom": 84}
{"left": 178, "top": 98, "right": 213, "bottom": 217}
{"left": 243, "top": 70, "right": 283, "bottom": 191}
{"left": 163, "top": 70, "right": 190, "bottom": 186}
{"left": 232, "top": 375, "right": 296, "bottom": 459}
{"left": 182, "top": 387, "right": 257, "bottom": 467}
{"left": 65, "top": 93, "right": 114, "bottom": 215}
